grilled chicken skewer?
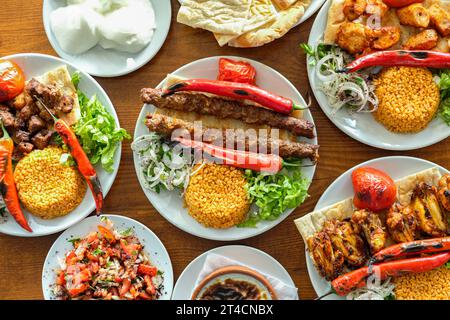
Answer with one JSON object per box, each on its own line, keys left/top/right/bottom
{"left": 351, "top": 209, "right": 387, "bottom": 254}
{"left": 140, "top": 88, "right": 315, "bottom": 138}
{"left": 411, "top": 183, "right": 448, "bottom": 237}
{"left": 145, "top": 114, "right": 320, "bottom": 162}
{"left": 386, "top": 203, "right": 417, "bottom": 243}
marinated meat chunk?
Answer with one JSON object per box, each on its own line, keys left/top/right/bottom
{"left": 403, "top": 29, "right": 439, "bottom": 50}
{"left": 17, "top": 142, "right": 34, "bottom": 154}
{"left": 0, "top": 109, "right": 16, "bottom": 128}
{"left": 13, "top": 117, "right": 25, "bottom": 130}
{"left": 26, "top": 78, "right": 74, "bottom": 114}
{"left": 13, "top": 130, "right": 30, "bottom": 143}
{"left": 336, "top": 22, "right": 373, "bottom": 54}
{"left": 366, "top": 0, "right": 389, "bottom": 18}
{"left": 352, "top": 209, "right": 387, "bottom": 254}
{"left": 39, "top": 109, "right": 53, "bottom": 122}
{"left": 343, "top": 0, "right": 367, "bottom": 21}
{"left": 437, "top": 174, "right": 450, "bottom": 212}
{"left": 428, "top": 4, "right": 450, "bottom": 37}
{"left": 10, "top": 92, "right": 27, "bottom": 110}
{"left": 397, "top": 4, "right": 430, "bottom": 28}
{"left": 19, "top": 103, "right": 38, "bottom": 121}
{"left": 28, "top": 115, "right": 46, "bottom": 133}
{"left": 372, "top": 26, "right": 401, "bottom": 50}
{"left": 31, "top": 129, "right": 53, "bottom": 150}
{"left": 386, "top": 203, "right": 417, "bottom": 243}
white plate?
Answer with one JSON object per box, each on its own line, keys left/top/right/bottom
{"left": 177, "top": 0, "right": 326, "bottom": 28}
{"left": 133, "top": 56, "right": 317, "bottom": 241}
{"left": 305, "top": 156, "right": 450, "bottom": 300}
{"left": 42, "top": 0, "right": 171, "bottom": 77}
{"left": 42, "top": 214, "right": 174, "bottom": 300}
{"left": 307, "top": 0, "right": 450, "bottom": 150}
{"left": 0, "top": 53, "right": 121, "bottom": 237}
{"left": 172, "top": 245, "right": 297, "bottom": 300}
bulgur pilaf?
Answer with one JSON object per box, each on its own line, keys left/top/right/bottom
{"left": 14, "top": 146, "right": 86, "bottom": 219}
{"left": 394, "top": 266, "right": 450, "bottom": 300}
{"left": 184, "top": 163, "right": 250, "bottom": 228}
{"left": 374, "top": 66, "right": 440, "bottom": 133}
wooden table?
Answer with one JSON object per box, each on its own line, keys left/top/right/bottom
{"left": 0, "top": 0, "right": 448, "bottom": 300}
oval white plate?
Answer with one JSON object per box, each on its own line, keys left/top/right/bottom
{"left": 307, "top": 0, "right": 450, "bottom": 150}
{"left": 133, "top": 56, "right": 317, "bottom": 241}
{"left": 177, "top": 0, "right": 325, "bottom": 28}
{"left": 42, "top": 0, "right": 171, "bottom": 77}
{"left": 172, "top": 245, "right": 297, "bottom": 300}
{"left": 42, "top": 214, "right": 173, "bottom": 300}
{"left": 0, "top": 53, "right": 121, "bottom": 237}
{"left": 305, "top": 156, "right": 450, "bottom": 300}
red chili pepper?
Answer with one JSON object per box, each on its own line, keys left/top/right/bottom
{"left": 331, "top": 252, "right": 450, "bottom": 296}
{"left": 0, "top": 121, "right": 32, "bottom": 232}
{"left": 371, "top": 237, "right": 450, "bottom": 264}
{"left": 340, "top": 50, "right": 450, "bottom": 73}
{"left": 382, "top": 0, "right": 424, "bottom": 8}
{"left": 163, "top": 79, "right": 305, "bottom": 115}
{"left": 176, "top": 137, "right": 302, "bottom": 173}
{"left": 218, "top": 58, "right": 256, "bottom": 84}
{"left": 54, "top": 119, "right": 103, "bottom": 215}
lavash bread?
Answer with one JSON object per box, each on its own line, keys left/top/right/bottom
{"left": 177, "top": 0, "right": 252, "bottom": 35}
{"left": 213, "top": 0, "right": 279, "bottom": 46}
{"left": 228, "top": 0, "right": 311, "bottom": 47}
{"left": 295, "top": 167, "right": 442, "bottom": 248}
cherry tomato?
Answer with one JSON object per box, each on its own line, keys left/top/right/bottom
{"left": 0, "top": 60, "right": 25, "bottom": 102}
{"left": 352, "top": 167, "right": 397, "bottom": 212}
{"left": 382, "top": 0, "right": 423, "bottom": 8}
{"left": 218, "top": 58, "right": 256, "bottom": 84}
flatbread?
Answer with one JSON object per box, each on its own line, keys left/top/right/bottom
{"left": 294, "top": 167, "right": 442, "bottom": 247}
{"left": 272, "top": 0, "right": 299, "bottom": 10}
{"left": 34, "top": 65, "right": 81, "bottom": 126}
{"left": 177, "top": 0, "right": 252, "bottom": 35}
{"left": 323, "top": 0, "right": 450, "bottom": 52}
{"left": 228, "top": 0, "right": 311, "bottom": 48}
{"left": 213, "top": 0, "right": 279, "bottom": 46}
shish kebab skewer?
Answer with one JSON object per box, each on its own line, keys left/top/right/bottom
{"left": 140, "top": 88, "right": 315, "bottom": 138}
{"left": 145, "top": 113, "right": 320, "bottom": 163}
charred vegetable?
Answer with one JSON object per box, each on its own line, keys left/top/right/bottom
{"left": 0, "top": 60, "right": 25, "bottom": 102}
{"left": 386, "top": 203, "right": 417, "bottom": 243}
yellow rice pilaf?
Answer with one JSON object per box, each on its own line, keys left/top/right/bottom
{"left": 373, "top": 66, "right": 440, "bottom": 133}
{"left": 14, "top": 146, "right": 86, "bottom": 219}
{"left": 394, "top": 266, "right": 450, "bottom": 300}
{"left": 184, "top": 163, "right": 250, "bottom": 229}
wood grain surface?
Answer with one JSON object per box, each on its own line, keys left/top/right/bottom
{"left": 0, "top": 0, "right": 448, "bottom": 300}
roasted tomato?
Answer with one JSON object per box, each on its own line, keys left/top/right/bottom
{"left": 0, "top": 60, "right": 25, "bottom": 102}
{"left": 352, "top": 167, "right": 397, "bottom": 212}
{"left": 382, "top": 0, "right": 424, "bottom": 8}
{"left": 218, "top": 58, "right": 256, "bottom": 84}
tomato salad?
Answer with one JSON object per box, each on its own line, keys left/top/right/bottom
{"left": 53, "top": 218, "right": 164, "bottom": 300}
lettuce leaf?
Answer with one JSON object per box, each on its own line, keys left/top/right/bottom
{"left": 437, "top": 69, "right": 450, "bottom": 126}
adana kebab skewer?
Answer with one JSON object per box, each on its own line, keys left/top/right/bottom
{"left": 145, "top": 113, "right": 320, "bottom": 163}
{"left": 141, "top": 88, "right": 315, "bottom": 138}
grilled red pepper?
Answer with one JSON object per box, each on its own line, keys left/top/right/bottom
{"left": 382, "top": 0, "right": 424, "bottom": 8}
{"left": 341, "top": 50, "right": 450, "bottom": 73}
{"left": 371, "top": 237, "right": 450, "bottom": 264}
{"left": 176, "top": 137, "right": 302, "bottom": 173}
{"left": 331, "top": 252, "right": 450, "bottom": 296}
{"left": 0, "top": 121, "right": 31, "bottom": 232}
{"left": 54, "top": 119, "right": 103, "bottom": 215}
{"left": 163, "top": 79, "right": 305, "bottom": 115}
{"left": 218, "top": 58, "right": 256, "bottom": 84}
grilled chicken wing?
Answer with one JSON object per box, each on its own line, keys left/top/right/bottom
{"left": 403, "top": 29, "right": 439, "bottom": 50}
{"left": 307, "top": 231, "right": 345, "bottom": 281}
{"left": 366, "top": 0, "right": 389, "bottom": 18}
{"left": 351, "top": 209, "right": 387, "bottom": 254}
{"left": 343, "top": 0, "right": 367, "bottom": 21}
{"left": 372, "top": 26, "right": 401, "bottom": 50}
{"left": 438, "top": 174, "right": 450, "bottom": 212}
{"left": 428, "top": 4, "right": 450, "bottom": 37}
{"left": 411, "top": 183, "right": 448, "bottom": 237}
{"left": 397, "top": 4, "right": 430, "bottom": 28}
{"left": 323, "top": 219, "right": 367, "bottom": 267}
{"left": 386, "top": 203, "right": 417, "bottom": 243}
{"left": 336, "top": 22, "right": 373, "bottom": 54}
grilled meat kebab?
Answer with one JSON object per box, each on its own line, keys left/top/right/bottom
{"left": 145, "top": 114, "right": 320, "bottom": 162}
{"left": 141, "top": 88, "right": 315, "bottom": 138}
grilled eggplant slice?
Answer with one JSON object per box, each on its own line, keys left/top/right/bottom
{"left": 386, "top": 203, "right": 417, "bottom": 243}
{"left": 351, "top": 209, "right": 387, "bottom": 254}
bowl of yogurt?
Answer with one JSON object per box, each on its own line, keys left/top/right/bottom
{"left": 43, "top": 0, "right": 171, "bottom": 77}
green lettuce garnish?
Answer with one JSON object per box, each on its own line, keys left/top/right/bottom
{"left": 437, "top": 69, "right": 450, "bottom": 126}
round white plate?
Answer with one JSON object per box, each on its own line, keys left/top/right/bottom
{"left": 172, "top": 245, "right": 297, "bottom": 300}
{"left": 42, "top": 214, "right": 173, "bottom": 300}
{"left": 177, "top": 0, "right": 326, "bottom": 27}
{"left": 307, "top": 0, "right": 450, "bottom": 150}
{"left": 0, "top": 53, "right": 121, "bottom": 237}
{"left": 305, "top": 156, "right": 450, "bottom": 300}
{"left": 42, "top": 0, "right": 171, "bottom": 77}
{"left": 133, "top": 56, "right": 317, "bottom": 241}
